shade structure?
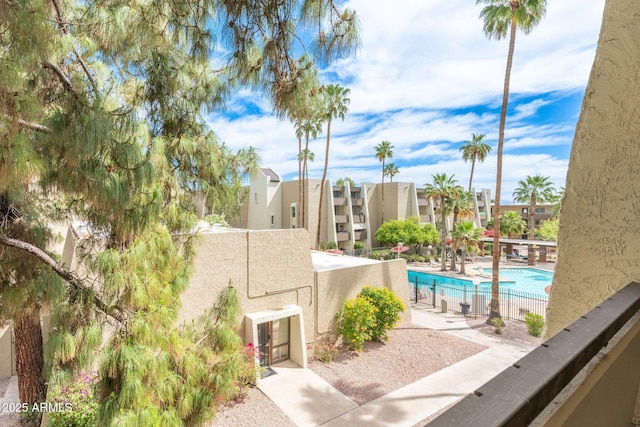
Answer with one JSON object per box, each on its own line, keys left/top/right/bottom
{"left": 390, "top": 246, "right": 409, "bottom": 253}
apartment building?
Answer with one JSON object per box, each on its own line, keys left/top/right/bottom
{"left": 230, "top": 168, "right": 494, "bottom": 252}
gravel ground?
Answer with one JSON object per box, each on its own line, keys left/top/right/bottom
{"left": 210, "top": 318, "right": 540, "bottom": 426}
{"left": 210, "top": 323, "right": 491, "bottom": 426}
{"left": 0, "top": 319, "right": 539, "bottom": 427}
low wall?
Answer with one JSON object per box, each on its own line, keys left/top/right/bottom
{"left": 0, "top": 324, "right": 15, "bottom": 380}
{"left": 315, "top": 259, "right": 412, "bottom": 336}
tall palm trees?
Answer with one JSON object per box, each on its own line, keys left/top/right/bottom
{"left": 425, "top": 173, "right": 458, "bottom": 271}
{"left": 476, "top": 0, "right": 547, "bottom": 323}
{"left": 460, "top": 133, "right": 492, "bottom": 193}
{"left": 316, "top": 84, "right": 350, "bottom": 249}
{"left": 375, "top": 140, "right": 394, "bottom": 223}
{"left": 512, "top": 174, "right": 556, "bottom": 240}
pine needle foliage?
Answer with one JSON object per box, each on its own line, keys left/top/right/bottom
{"left": 1, "top": 0, "right": 359, "bottom": 423}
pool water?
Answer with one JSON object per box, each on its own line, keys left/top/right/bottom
{"left": 407, "top": 267, "right": 553, "bottom": 297}
{"left": 479, "top": 268, "right": 553, "bottom": 296}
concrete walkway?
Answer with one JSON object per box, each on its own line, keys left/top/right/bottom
{"left": 258, "top": 306, "right": 535, "bottom": 426}
{"left": 0, "top": 375, "right": 19, "bottom": 407}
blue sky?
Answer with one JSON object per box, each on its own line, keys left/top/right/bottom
{"left": 207, "top": 0, "right": 606, "bottom": 203}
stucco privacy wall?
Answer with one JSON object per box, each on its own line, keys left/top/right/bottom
{"left": 546, "top": 0, "right": 640, "bottom": 337}
{"left": 544, "top": 0, "right": 640, "bottom": 421}
{"left": 178, "top": 228, "right": 316, "bottom": 340}
{"left": 315, "top": 260, "right": 412, "bottom": 335}
{"left": 0, "top": 324, "right": 14, "bottom": 379}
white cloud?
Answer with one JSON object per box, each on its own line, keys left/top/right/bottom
{"left": 206, "top": 0, "right": 606, "bottom": 201}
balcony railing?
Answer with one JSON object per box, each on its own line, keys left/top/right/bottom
{"left": 333, "top": 197, "right": 347, "bottom": 206}
{"left": 352, "top": 214, "right": 366, "bottom": 223}
{"left": 334, "top": 215, "right": 349, "bottom": 224}
{"left": 354, "top": 230, "right": 367, "bottom": 240}
{"left": 428, "top": 282, "right": 640, "bottom": 426}
{"left": 336, "top": 231, "right": 350, "bottom": 241}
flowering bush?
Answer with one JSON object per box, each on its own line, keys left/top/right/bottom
{"left": 337, "top": 297, "right": 376, "bottom": 351}
{"left": 313, "top": 341, "right": 338, "bottom": 363}
{"left": 235, "top": 343, "right": 263, "bottom": 392}
{"left": 358, "top": 286, "right": 405, "bottom": 341}
{"left": 47, "top": 371, "right": 98, "bottom": 427}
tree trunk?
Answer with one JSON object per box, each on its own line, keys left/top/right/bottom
{"left": 14, "top": 312, "right": 46, "bottom": 408}
{"left": 440, "top": 196, "right": 447, "bottom": 271}
{"left": 468, "top": 159, "right": 476, "bottom": 193}
{"left": 489, "top": 19, "right": 517, "bottom": 324}
{"left": 297, "top": 135, "right": 302, "bottom": 229}
{"left": 381, "top": 159, "right": 385, "bottom": 222}
{"left": 316, "top": 119, "right": 332, "bottom": 249}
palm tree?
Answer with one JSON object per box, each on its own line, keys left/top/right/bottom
{"left": 425, "top": 173, "right": 459, "bottom": 271}
{"left": 298, "top": 148, "right": 315, "bottom": 228}
{"left": 316, "top": 84, "right": 350, "bottom": 249}
{"left": 451, "top": 220, "right": 482, "bottom": 275}
{"left": 375, "top": 140, "right": 394, "bottom": 222}
{"left": 512, "top": 174, "right": 556, "bottom": 240}
{"left": 499, "top": 210, "right": 527, "bottom": 238}
{"left": 384, "top": 163, "right": 400, "bottom": 182}
{"left": 460, "top": 133, "right": 492, "bottom": 193}
{"left": 476, "top": 0, "right": 547, "bottom": 323}
{"left": 447, "top": 187, "right": 475, "bottom": 270}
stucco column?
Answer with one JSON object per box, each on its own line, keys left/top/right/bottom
{"left": 544, "top": 0, "right": 640, "bottom": 419}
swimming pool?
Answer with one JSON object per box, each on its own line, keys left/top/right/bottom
{"left": 479, "top": 268, "right": 553, "bottom": 296}
{"left": 407, "top": 267, "right": 552, "bottom": 297}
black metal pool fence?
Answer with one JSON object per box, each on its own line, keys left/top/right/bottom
{"left": 410, "top": 276, "right": 548, "bottom": 322}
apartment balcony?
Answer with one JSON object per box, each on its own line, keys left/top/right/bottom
{"left": 418, "top": 199, "right": 428, "bottom": 206}
{"left": 352, "top": 214, "right": 366, "bottom": 223}
{"left": 354, "top": 230, "right": 367, "bottom": 240}
{"left": 420, "top": 214, "right": 432, "bottom": 223}
{"left": 335, "top": 215, "right": 349, "bottom": 224}
{"left": 351, "top": 198, "right": 364, "bottom": 206}
{"left": 333, "top": 197, "right": 347, "bottom": 206}
{"left": 336, "top": 231, "right": 350, "bottom": 242}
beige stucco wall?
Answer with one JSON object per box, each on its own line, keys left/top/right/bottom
{"left": 545, "top": 0, "right": 640, "bottom": 338}
{"left": 544, "top": 0, "right": 640, "bottom": 422}
{"left": 178, "top": 228, "right": 316, "bottom": 340}
{"left": 315, "top": 259, "right": 412, "bottom": 335}
{"left": 0, "top": 324, "right": 15, "bottom": 379}
{"left": 179, "top": 227, "right": 411, "bottom": 347}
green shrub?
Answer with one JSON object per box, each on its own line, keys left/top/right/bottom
{"left": 369, "top": 249, "right": 393, "bottom": 260}
{"left": 525, "top": 313, "right": 545, "bottom": 337}
{"left": 358, "top": 286, "right": 405, "bottom": 341}
{"left": 353, "top": 241, "right": 365, "bottom": 250}
{"left": 400, "top": 254, "right": 426, "bottom": 263}
{"left": 491, "top": 317, "right": 504, "bottom": 335}
{"left": 337, "top": 297, "right": 377, "bottom": 351}
{"left": 47, "top": 372, "right": 98, "bottom": 427}
{"left": 321, "top": 241, "right": 338, "bottom": 250}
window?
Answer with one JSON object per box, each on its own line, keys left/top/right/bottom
{"left": 271, "top": 214, "right": 274, "bottom": 225}
{"left": 535, "top": 207, "right": 545, "bottom": 214}
{"left": 291, "top": 206, "right": 296, "bottom": 218}
{"left": 522, "top": 208, "right": 528, "bottom": 214}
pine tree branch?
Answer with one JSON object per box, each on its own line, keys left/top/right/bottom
{"left": 1, "top": 114, "right": 52, "bottom": 134}
{"left": 0, "top": 235, "right": 125, "bottom": 323}
{"left": 43, "top": 61, "right": 78, "bottom": 98}
{"left": 50, "top": 0, "right": 98, "bottom": 95}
